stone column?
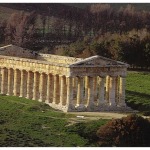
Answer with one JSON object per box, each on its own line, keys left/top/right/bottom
{"left": 115, "top": 76, "right": 119, "bottom": 105}
{"left": 0, "top": 68, "right": 1, "bottom": 93}
{"left": 76, "top": 77, "right": 84, "bottom": 106}
{"left": 84, "top": 76, "right": 88, "bottom": 101}
{"left": 7, "top": 68, "right": 13, "bottom": 95}
{"left": 20, "top": 70, "right": 26, "bottom": 97}
{"left": 33, "top": 72, "right": 39, "bottom": 100}
{"left": 109, "top": 76, "right": 116, "bottom": 106}
{"left": 97, "top": 76, "right": 106, "bottom": 106}
{"left": 26, "top": 71, "right": 33, "bottom": 99}
{"left": 118, "top": 76, "right": 126, "bottom": 107}
{"left": 46, "top": 74, "right": 52, "bottom": 103}
{"left": 86, "top": 76, "right": 94, "bottom": 107}
{"left": 59, "top": 75, "right": 66, "bottom": 106}
{"left": 1, "top": 68, "right": 7, "bottom": 94}
{"left": 105, "top": 75, "right": 110, "bottom": 103}
{"left": 14, "top": 69, "right": 20, "bottom": 96}
{"left": 66, "top": 76, "right": 73, "bottom": 108}
{"left": 53, "top": 74, "right": 59, "bottom": 104}
{"left": 72, "top": 77, "right": 77, "bottom": 100}
{"left": 93, "top": 77, "right": 98, "bottom": 101}
{"left": 39, "top": 73, "right": 45, "bottom": 102}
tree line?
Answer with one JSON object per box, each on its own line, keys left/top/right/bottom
{"left": 0, "top": 4, "right": 150, "bottom": 69}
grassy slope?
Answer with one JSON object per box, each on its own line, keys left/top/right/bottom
{"left": 126, "top": 71, "right": 150, "bottom": 111}
{"left": 0, "top": 95, "right": 107, "bottom": 147}
{"left": 0, "top": 71, "right": 150, "bottom": 146}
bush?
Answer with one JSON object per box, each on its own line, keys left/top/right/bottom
{"left": 96, "top": 114, "right": 150, "bottom": 147}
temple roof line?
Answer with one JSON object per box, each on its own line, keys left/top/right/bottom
{"left": 0, "top": 45, "right": 129, "bottom": 68}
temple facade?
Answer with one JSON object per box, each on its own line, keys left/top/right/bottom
{"left": 0, "top": 45, "right": 130, "bottom": 112}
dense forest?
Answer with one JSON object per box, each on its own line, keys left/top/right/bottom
{"left": 0, "top": 3, "right": 150, "bottom": 69}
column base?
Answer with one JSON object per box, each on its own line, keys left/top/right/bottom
{"left": 117, "top": 103, "right": 127, "bottom": 107}
{"left": 109, "top": 102, "right": 117, "bottom": 107}
{"left": 75, "top": 104, "right": 86, "bottom": 111}
{"left": 38, "top": 99, "right": 43, "bottom": 102}
{"left": 86, "top": 103, "right": 95, "bottom": 111}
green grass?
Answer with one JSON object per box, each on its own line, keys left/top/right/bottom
{"left": 126, "top": 71, "right": 150, "bottom": 112}
{"left": 0, "top": 71, "right": 150, "bottom": 146}
{"left": 0, "top": 94, "right": 108, "bottom": 147}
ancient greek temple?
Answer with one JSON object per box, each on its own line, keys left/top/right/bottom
{"left": 0, "top": 45, "right": 130, "bottom": 112}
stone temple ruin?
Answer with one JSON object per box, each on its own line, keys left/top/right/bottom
{"left": 0, "top": 45, "right": 130, "bottom": 112}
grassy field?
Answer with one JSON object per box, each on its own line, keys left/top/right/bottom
{"left": 0, "top": 95, "right": 108, "bottom": 147}
{"left": 126, "top": 71, "right": 150, "bottom": 112}
{"left": 0, "top": 71, "right": 150, "bottom": 146}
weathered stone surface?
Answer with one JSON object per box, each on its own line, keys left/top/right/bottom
{"left": 0, "top": 45, "right": 130, "bottom": 112}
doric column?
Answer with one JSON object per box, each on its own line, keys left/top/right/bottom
{"left": 86, "top": 76, "right": 94, "bottom": 107}
{"left": 39, "top": 73, "right": 45, "bottom": 102}
{"left": 84, "top": 76, "right": 88, "bottom": 101}
{"left": 33, "top": 72, "right": 39, "bottom": 100}
{"left": 59, "top": 75, "right": 66, "bottom": 105}
{"left": 105, "top": 75, "right": 110, "bottom": 103}
{"left": 14, "top": 69, "right": 20, "bottom": 96}
{"left": 7, "top": 68, "right": 13, "bottom": 95}
{"left": 1, "top": 68, "right": 8, "bottom": 94}
{"left": 53, "top": 74, "right": 59, "bottom": 104}
{"left": 46, "top": 74, "right": 52, "bottom": 103}
{"left": 118, "top": 76, "right": 126, "bottom": 107}
{"left": 115, "top": 76, "right": 119, "bottom": 105}
{"left": 72, "top": 77, "right": 77, "bottom": 100}
{"left": 97, "top": 76, "right": 106, "bottom": 106}
{"left": 109, "top": 76, "right": 116, "bottom": 106}
{"left": 93, "top": 77, "right": 98, "bottom": 101}
{"left": 26, "top": 71, "right": 33, "bottom": 99}
{"left": 66, "top": 76, "right": 73, "bottom": 107}
{"left": 20, "top": 70, "right": 26, "bottom": 97}
{"left": 76, "top": 77, "right": 84, "bottom": 106}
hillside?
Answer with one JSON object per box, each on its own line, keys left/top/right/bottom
{"left": 0, "top": 71, "right": 150, "bottom": 146}
{"left": 0, "top": 94, "right": 108, "bottom": 147}
{"left": 66, "top": 3, "right": 150, "bottom": 11}
{"left": 0, "top": 3, "right": 85, "bottom": 21}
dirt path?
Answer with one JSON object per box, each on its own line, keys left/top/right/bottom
{"left": 68, "top": 112, "right": 150, "bottom": 120}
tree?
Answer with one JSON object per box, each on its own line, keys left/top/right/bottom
{"left": 96, "top": 114, "right": 150, "bottom": 147}
{"left": 5, "top": 11, "right": 37, "bottom": 48}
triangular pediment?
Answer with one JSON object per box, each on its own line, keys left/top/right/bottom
{"left": 69, "top": 55, "right": 128, "bottom": 67}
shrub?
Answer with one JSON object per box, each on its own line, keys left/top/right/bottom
{"left": 96, "top": 114, "right": 150, "bottom": 147}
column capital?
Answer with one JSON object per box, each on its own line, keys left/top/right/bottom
{"left": 120, "top": 75, "right": 127, "bottom": 78}
{"left": 99, "top": 75, "right": 106, "bottom": 78}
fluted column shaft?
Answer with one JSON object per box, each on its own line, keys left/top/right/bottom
{"left": 60, "top": 76, "right": 66, "bottom": 105}
{"left": 76, "top": 77, "right": 83, "bottom": 106}
{"left": 86, "top": 76, "right": 94, "bottom": 106}
{"left": 7, "top": 69, "right": 13, "bottom": 95}
{"left": 14, "top": 69, "right": 20, "bottom": 96}
{"left": 66, "top": 76, "right": 73, "bottom": 107}
{"left": 26, "top": 71, "right": 33, "bottom": 99}
{"left": 1, "top": 68, "right": 7, "bottom": 94}
{"left": 46, "top": 74, "right": 52, "bottom": 103}
{"left": 115, "top": 76, "right": 119, "bottom": 105}
{"left": 93, "top": 77, "right": 98, "bottom": 101}
{"left": 20, "top": 70, "right": 25, "bottom": 97}
{"left": 118, "top": 76, "right": 126, "bottom": 106}
{"left": 39, "top": 73, "right": 45, "bottom": 102}
{"left": 84, "top": 76, "right": 88, "bottom": 101}
{"left": 33, "top": 72, "right": 39, "bottom": 100}
{"left": 53, "top": 75, "right": 59, "bottom": 104}
{"left": 97, "top": 76, "right": 105, "bottom": 106}
{"left": 109, "top": 76, "right": 116, "bottom": 106}
{"left": 105, "top": 75, "right": 110, "bottom": 103}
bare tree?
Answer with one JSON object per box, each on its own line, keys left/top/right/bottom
{"left": 5, "top": 11, "right": 37, "bottom": 47}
